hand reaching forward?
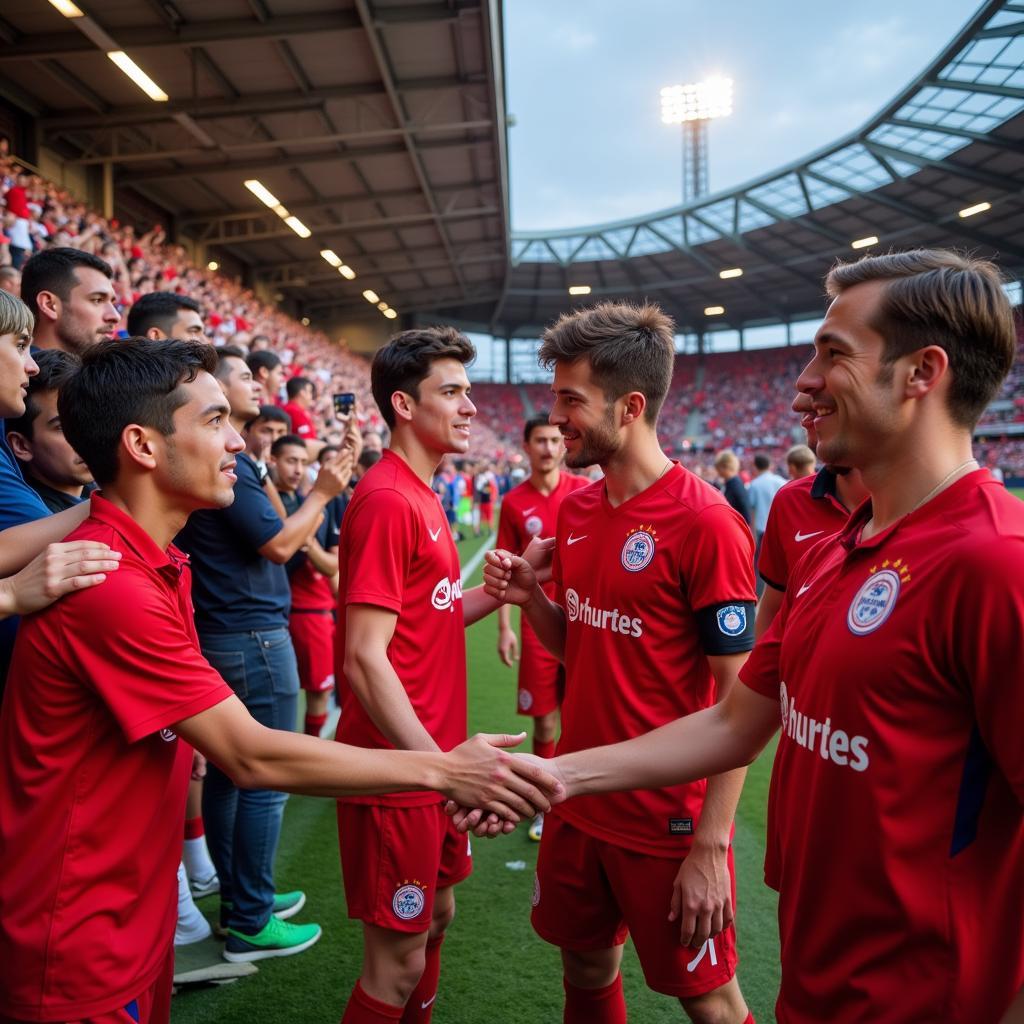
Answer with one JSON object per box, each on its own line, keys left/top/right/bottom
{"left": 483, "top": 549, "right": 540, "bottom": 606}
{"left": 0, "top": 541, "right": 122, "bottom": 619}
{"left": 521, "top": 535, "right": 556, "bottom": 585}
{"left": 668, "top": 843, "right": 734, "bottom": 949}
{"left": 440, "top": 733, "right": 564, "bottom": 824}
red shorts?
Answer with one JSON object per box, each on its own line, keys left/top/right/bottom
{"left": 338, "top": 802, "right": 473, "bottom": 933}
{"left": 531, "top": 814, "right": 738, "bottom": 998}
{"left": 1, "top": 944, "right": 174, "bottom": 1024}
{"left": 289, "top": 610, "right": 335, "bottom": 693}
{"left": 478, "top": 503, "right": 494, "bottom": 527}
{"left": 516, "top": 626, "right": 564, "bottom": 718}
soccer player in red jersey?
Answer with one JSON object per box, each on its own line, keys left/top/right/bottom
{"left": 483, "top": 251, "right": 1024, "bottom": 1024}
{"left": 485, "top": 303, "right": 757, "bottom": 1024}
{"left": 0, "top": 338, "right": 560, "bottom": 1024}
{"left": 496, "top": 414, "right": 587, "bottom": 840}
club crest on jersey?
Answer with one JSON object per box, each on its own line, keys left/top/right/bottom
{"left": 717, "top": 605, "right": 747, "bottom": 637}
{"left": 524, "top": 514, "right": 543, "bottom": 536}
{"left": 847, "top": 560, "right": 910, "bottom": 636}
{"left": 621, "top": 525, "right": 657, "bottom": 572}
{"left": 392, "top": 881, "right": 427, "bottom": 921}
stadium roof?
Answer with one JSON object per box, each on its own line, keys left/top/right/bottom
{"left": 0, "top": 0, "right": 1021, "bottom": 337}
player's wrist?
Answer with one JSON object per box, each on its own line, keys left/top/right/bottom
{"left": 691, "top": 832, "right": 730, "bottom": 854}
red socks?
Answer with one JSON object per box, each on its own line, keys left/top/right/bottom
{"left": 564, "top": 975, "right": 626, "bottom": 1024}
{"left": 743, "top": 1014, "right": 756, "bottom": 1023}
{"left": 534, "top": 737, "right": 556, "bottom": 759}
{"left": 305, "top": 712, "right": 328, "bottom": 737}
{"left": 341, "top": 981, "right": 403, "bottom": 1023}
{"left": 400, "top": 934, "right": 444, "bottom": 1023}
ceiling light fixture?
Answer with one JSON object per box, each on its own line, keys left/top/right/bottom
{"left": 107, "top": 51, "right": 169, "bottom": 102}
{"left": 851, "top": 235, "right": 878, "bottom": 249}
{"left": 244, "top": 180, "right": 280, "bottom": 208}
{"left": 320, "top": 249, "right": 342, "bottom": 267}
{"left": 48, "top": 0, "right": 85, "bottom": 16}
{"left": 568, "top": 285, "right": 592, "bottom": 296}
{"left": 383, "top": 308, "right": 398, "bottom": 319}
{"left": 958, "top": 201, "right": 991, "bottom": 219}
{"left": 339, "top": 265, "right": 356, "bottom": 280}
{"left": 206, "top": 260, "right": 219, "bottom": 271}
{"left": 283, "top": 215, "right": 311, "bottom": 238}
{"left": 704, "top": 305, "right": 725, "bottom": 316}
{"left": 362, "top": 289, "right": 380, "bottom": 304}
{"left": 719, "top": 267, "right": 743, "bottom": 279}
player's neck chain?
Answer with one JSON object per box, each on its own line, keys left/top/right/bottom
{"left": 908, "top": 458, "right": 979, "bottom": 514}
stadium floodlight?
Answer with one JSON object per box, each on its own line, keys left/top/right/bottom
{"left": 377, "top": 301, "right": 390, "bottom": 312}
{"left": 568, "top": 285, "right": 592, "bottom": 296}
{"left": 383, "top": 308, "right": 398, "bottom": 319}
{"left": 339, "top": 265, "right": 356, "bottom": 280}
{"left": 958, "top": 201, "right": 991, "bottom": 219}
{"left": 284, "top": 216, "right": 311, "bottom": 239}
{"left": 851, "top": 235, "right": 878, "bottom": 249}
{"left": 320, "top": 249, "right": 342, "bottom": 267}
{"left": 362, "top": 289, "right": 380, "bottom": 304}
{"left": 704, "top": 305, "right": 725, "bottom": 316}
{"left": 107, "top": 51, "right": 168, "bottom": 102}
{"left": 48, "top": 0, "right": 85, "bottom": 16}
{"left": 206, "top": 260, "right": 219, "bottom": 271}
{"left": 660, "top": 77, "right": 733, "bottom": 124}
{"left": 244, "top": 180, "right": 280, "bottom": 208}
{"left": 719, "top": 267, "right": 743, "bottom": 279}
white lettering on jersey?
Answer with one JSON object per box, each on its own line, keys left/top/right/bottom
{"left": 686, "top": 937, "right": 719, "bottom": 972}
{"left": 564, "top": 588, "right": 643, "bottom": 638}
{"left": 431, "top": 576, "right": 464, "bottom": 612}
{"left": 778, "top": 681, "right": 870, "bottom": 772}
{"left": 795, "top": 529, "right": 824, "bottom": 542}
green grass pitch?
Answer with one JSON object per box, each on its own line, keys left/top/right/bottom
{"left": 171, "top": 532, "right": 782, "bottom": 1023}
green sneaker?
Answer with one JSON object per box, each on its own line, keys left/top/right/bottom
{"left": 223, "top": 916, "right": 322, "bottom": 963}
{"left": 218, "top": 891, "right": 307, "bottom": 934}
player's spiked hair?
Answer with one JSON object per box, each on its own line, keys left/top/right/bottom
{"left": 538, "top": 301, "right": 674, "bottom": 425}
{"left": 826, "top": 249, "right": 1015, "bottom": 428}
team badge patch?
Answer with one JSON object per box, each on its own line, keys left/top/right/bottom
{"left": 518, "top": 688, "right": 534, "bottom": 712}
{"left": 716, "top": 605, "right": 747, "bottom": 637}
{"left": 531, "top": 873, "right": 541, "bottom": 907}
{"left": 524, "top": 514, "right": 543, "bottom": 537}
{"left": 620, "top": 525, "right": 657, "bottom": 572}
{"left": 564, "top": 587, "right": 580, "bottom": 622}
{"left": 847, "top": 560, "right": 910, "bottom": 636}
{"left": 392, "top": 883, "right": 427, "bottom": 921}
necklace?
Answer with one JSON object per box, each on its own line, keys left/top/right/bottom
{"left": 908, "top": 457, "right": 979, "bottom": 514}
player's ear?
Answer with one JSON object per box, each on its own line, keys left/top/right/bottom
{"left": 904, "top": 344, "right": 949, "bottom": 402}
{"left": 391, "top": 389, "right": 415, "bottom": 424}
{"left": 121, "top": 423, "right": 160, "bottom": 472}
{"left": 620, "top": 390, "right": 647, "bottom": 425}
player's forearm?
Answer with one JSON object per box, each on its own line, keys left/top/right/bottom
{"left": 305, "top": 538, "right": 338, "bottom": 577}
{"left": 0, "top": 502, "right": 91, "bottom": 575}
{"left": 262, "top": 491, "right": 329, "bottom": 561}
{"left": 344, "top": 649, "right": 441, "bottom": 753}
{"left": 754, "top": 586, "right": 784, "bottom": 640}
{"left": 693, "top": 767, "right": 747, "bottom": 850}
{"left": 522, "top": 586, "right": 566, "bottom": 660}
{"left": 498, "top": 603, "right": 511, "bottom": 631}
{"left": 462, "top": 584, "right": 500, "bottom": 626}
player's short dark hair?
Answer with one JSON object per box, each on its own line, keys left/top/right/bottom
{"left": 270, "top": 433, "right": 306, "bottom": 456}
{"left": 59, "top": 338, "right": 217, "bottom": 486}
{"left": 285, "top": 375, "right": 313, "bottom": 400}
{"left": 826, "top": 249, "right": 1016, "bottom": 428}
{"left": 21, "top": 247, "right": 113, "bottom": 319}
{"left": 754, "top": 454, "right": 771, "bottom": 471}
{"left": 523, "top": 413, "right": 553, "bottom": 443}
{"left": 371, "top": 326, "right": 475, "bottom": 429}
{"left": 125, "top": 292, "right": 202, "bottom": 337}
{"left": 6, "top": 349, "right": 78, "bottom": 440}
{"left": 213, "top": 345, "right": 246, "bottom": 381}
{"left": 247, "top": 349, "right": 281, "bottom": 376}
{"left": 247, "top": 403, "right": 290, "bottom": 429}
{"left": 538, "top": 301, "right": 674, "bottom": 425}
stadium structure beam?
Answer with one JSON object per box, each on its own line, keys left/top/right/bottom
{"left": 38, "top": 77, "right": 481, "bottom": 134}
{"left": 259, "top": 250, "right": 505, "bottom": 287}
{"left": 352, "top": 0, "right": 469, "bottom": 300}
{"left": 862, "top": 140, "right": 1024, "bottom": 195}
{"left": 917, "top": 77, "right": 1024, "bottom": 101}
{"left": 36, "top": 59, "right": 109, "bottom": 114}
{"left": 118, "top": 134, "right": 492, "bottom": 184}
{"left": 975, "top": 18, "right": 1024, "bottom": 38}
{"left": 0, "top": 6, "right": 479, "bottom": 63}
{"left": 73, "top": 120, "right": 493, "bottom": 165}
{"left": 884, "top": 118, "right": 1024, "bottom": 153}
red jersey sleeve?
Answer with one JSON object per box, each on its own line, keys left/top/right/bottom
{"left": 758, "top": 497, "right": 788, "bottom": 590}
{"left": 495, "top": 497, "right": 518, "bottom": 554}
{"left": 680, "top": 503, "right": 756, "bottom": 609}
{"left": 56, "top": 566, "right": 232, "bottom": 743}
{"left": 342, "top": 487, "right": 416, "bottom": 613}
{"left": 740, "top": 595, "right": 788, "bottom": 701}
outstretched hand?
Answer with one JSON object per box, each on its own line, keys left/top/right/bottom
{"left": 483, "top": 549, "right": 540, "bottom": 606}
{"left": 668, "top": 844, "right": 734, "bottom": 949}
{"left": 440, "top": 733, "right": 564, "bottom": 825}
{"left": 0, "top": 540, "right": 122, "bottom": 618}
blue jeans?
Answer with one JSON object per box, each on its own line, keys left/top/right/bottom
{"left": 200, "top": 627, "right": 299, "bottom": 934}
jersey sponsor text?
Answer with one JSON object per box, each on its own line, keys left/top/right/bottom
{"left": 779, "top": 681, "right": 869, "bottom": 772}
{"left": 564, "top": 587, "right": 643, "bottom": 637}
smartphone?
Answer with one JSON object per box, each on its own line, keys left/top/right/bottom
{"left": 333, "top": 392, "right": 356, "bottom": 419}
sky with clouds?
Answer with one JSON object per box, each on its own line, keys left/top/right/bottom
{"left": 504, "top": 0, "right": 981, "bottom": 231}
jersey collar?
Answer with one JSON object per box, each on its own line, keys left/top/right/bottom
{"left": 88, "top": 493, "right": 189, "bottom": 578}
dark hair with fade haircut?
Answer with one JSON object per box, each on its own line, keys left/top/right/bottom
{"left": 246, "top": 403, "right": 290, "bottom": 429}
{"left": 59, "top": 337, "right": 217, "bottom": 486}
{"left": 213, "top": 345, "right": 246, "bottom": 381}
{"left": 285, "top": 375, "right": 313, "bottom": 400}
{"left": 6, "top": 349, "right": 79, "bottom": 440}
{"left": 825, "top": 249, "right": 1016, "bottom": 428}
{"left": 370, "top": 326, "right": 475, "bottom": 429}
{"left": 21, "top": 247, "right": 113, "bottom": 319}
{"left": 247, "top": 349, "right": 281, "bottom": 375}
{"left": 523, "top": 412, "right": 554, "bottom": 443}
{"left": 270, "top": 433, "right": 307, "bottom": 457}
{"left": 125, "top": 291, "right": 202, "bottom": 337}
{"left": 538, "top": 301, "right": 674, "bottom": 425}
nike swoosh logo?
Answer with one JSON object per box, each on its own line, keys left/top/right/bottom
{"left": 522, "top": 506, "right": 536, "bottom": 515}
{"left": 428, "top": 527, "right": 442, "bottom": 542}
{"left": 794, "top": 530, "right": 824, "bottom": 542}
{"left": 567, "top": 534, "right": 587, "bottom": 546}
{"left": 797, "top": 582, "right": 812, "bottom": 596}
{"left": 421, "top": 995, "right": 436, "bottom": 1009}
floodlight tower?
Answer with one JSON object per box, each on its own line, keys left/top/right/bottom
{"left": 660, "top": 76, "right": 733, "bottom": 203}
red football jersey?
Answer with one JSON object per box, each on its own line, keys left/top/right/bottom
{"left": 335, "top": 450, "right": 467, "bottom": 807}
{"left": 553, "top": 465, "right": 756, "bottom": 857}
{"left": 281, "top": 400, "right": 315, "bottom": 438}
{"left": 757, "top": 468, "right": 852, "bottom": 590}
{"left": 741, "top": 470, "right": 1024, "bottom": 1023}
{"left": 0, "top": 496, "right": 232, "bottom": 1020}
